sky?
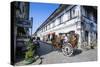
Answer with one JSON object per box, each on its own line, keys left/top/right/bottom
{"left": 29, "top": 2, "right": 59, "bottom": 34}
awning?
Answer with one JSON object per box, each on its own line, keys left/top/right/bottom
{"left": 47, "top": 32, "right": 55, "bottom": 35}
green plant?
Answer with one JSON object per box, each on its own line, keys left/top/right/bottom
{"left": 25, "top": 48, "right": 34, "bottom": 60}
{"left": 24, "top": 40, "right": 36, "bottom": 64}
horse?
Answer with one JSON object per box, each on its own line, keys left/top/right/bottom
{"left": 51, "top": 34, "right": 64, "bottom": 49}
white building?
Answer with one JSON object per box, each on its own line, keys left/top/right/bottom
{"left": 34, "top": 5, "right": 97, "bottom": 49}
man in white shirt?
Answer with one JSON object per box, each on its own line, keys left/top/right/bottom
{"left": 63, "top": 34, "right": 68, "bottom": 43}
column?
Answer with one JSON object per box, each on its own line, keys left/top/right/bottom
{"left": 88, "top": 32, "right": 91, "bottom": 48}
{"left": 78, "top": 30, "right": 82, "bottom": 49}
{"left": 76, "top": 26, "right": 82, "bottom": 49}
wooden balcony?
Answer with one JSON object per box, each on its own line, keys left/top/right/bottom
{"left": 81, "top": 15, "right": 96, "bottom": 24}
{"left": 81, "top": 16, "right": 97, "bottom": 32}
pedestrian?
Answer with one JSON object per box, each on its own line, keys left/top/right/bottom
{"left": 36, "top": 37, "right": 40, "bottom": 48}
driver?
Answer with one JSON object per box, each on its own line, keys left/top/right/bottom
{"left": 63, "top": 34, "right": 68, "bottom": 44}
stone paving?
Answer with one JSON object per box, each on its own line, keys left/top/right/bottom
{"left": 15, "top": 41, "right": 97, "bottom": 65}
{"left": 37, "top": 41, "right": 97, "bottom": 64}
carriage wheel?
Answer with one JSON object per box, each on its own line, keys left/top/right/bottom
{"left": 62, "top": 43, "right": 73, "bottom": 57}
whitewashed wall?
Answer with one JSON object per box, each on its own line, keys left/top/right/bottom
{"left": 37, "top": 6, "right": 81, "bottom": 37}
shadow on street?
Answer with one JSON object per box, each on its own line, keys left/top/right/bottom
{"left": 37, "top": 41, "right": 54, "bottom": 56}
{"left": 72, "top": 49, "right": 82, "bottom": 56}
{"left": 37, "top": 41, "right": 82, "bottom": 57}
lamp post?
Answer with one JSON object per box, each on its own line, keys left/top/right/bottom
{"left": 31, "top": 17, "right": 33, "bottom": 36}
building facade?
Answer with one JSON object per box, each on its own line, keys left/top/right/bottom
{"left": 11, "top": 1, "right": 33, "bottom": 64}
{"left": 34, "top": 4, "right": 97, "bottom": 49}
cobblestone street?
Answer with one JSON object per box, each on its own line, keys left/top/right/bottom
{"left": 37, "top": 41, "right": 97, "bottom": 64}
{"left": 15, "top": 41, "right": 97, "bottom": 66}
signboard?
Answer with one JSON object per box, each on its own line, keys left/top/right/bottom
{"left": 17, "top": 20, "right": 32, "bottom": 28}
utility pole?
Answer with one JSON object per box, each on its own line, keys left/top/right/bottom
{"left": 31, "top": 17, "right": 33, "bottom": 36}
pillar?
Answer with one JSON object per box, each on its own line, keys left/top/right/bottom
{"left": 75, "top": 25, "right": 82, "bottom": 49}
{"left": 88, "top": 32, "right": 91, "bottom": 48}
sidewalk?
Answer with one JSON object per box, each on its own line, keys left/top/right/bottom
{"left": 15, "top": 56, "right": 42, "bottom": 66}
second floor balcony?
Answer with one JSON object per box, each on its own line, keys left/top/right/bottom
{"left": 81, "top": 15, "right": 97, "bottom": 32}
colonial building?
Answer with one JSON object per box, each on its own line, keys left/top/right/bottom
{"left": 34, "top": 4, "right": 97, "bottom": 49}
{"left": 11, "top": 1, "right": 33, "bottom": 64}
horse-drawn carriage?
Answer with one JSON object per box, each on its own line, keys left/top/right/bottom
{"left": 50, "top": 31, "right": 79, "bottom": 56}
